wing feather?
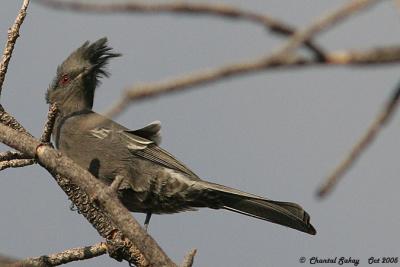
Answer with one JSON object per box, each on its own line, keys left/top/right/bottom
{"left": 89, "top": 122, "right": 199, "bottom": 179}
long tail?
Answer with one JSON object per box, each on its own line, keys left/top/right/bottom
{"left": 196, "top": 181, "right": 316, "bottom": 235}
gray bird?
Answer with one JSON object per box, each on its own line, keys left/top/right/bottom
{"left": 46, "top": 38, "right": 316, "bottom": 235}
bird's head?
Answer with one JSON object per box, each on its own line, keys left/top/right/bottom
{"left": 46, "top": 38, "right": 120, "bottom": 114}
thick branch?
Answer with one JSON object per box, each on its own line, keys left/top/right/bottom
{"left": 0, "top": 109, "right": 32, "bottom": 136}
{"left": 53, "top": 173, "right": 148, "bottom": 266}
{"left": 0, "top": 101, "right": 147, "bottom": 265}
{"left": 0, "top": 124, "right": 177, "bottom": 267}
{"left": 0, "top": 0, "right": 30, "bottom": 95}
{"left": 0, "top": 110, "right": 34, "bottom": 171}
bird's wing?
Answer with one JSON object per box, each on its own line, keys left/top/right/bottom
{"left": 127, "top": 120, "right": 162, "bottom": 145}
{"left": 133, "top": 144, "right": 200, "bottom": 179}
{"left": 90, "top": 125, "right": 199, "bottom": 179}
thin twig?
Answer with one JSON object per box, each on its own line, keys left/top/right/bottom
{"left": 12, "top": 242, "right": 107, "bottom": 267}
{"left": 326, "top": 45, "right": 400, "bottom": 64}
{"left": 37, "top": 0, "right": 384, "bottom": 122}
{"left": 0, "top": 0, "right": 30, "bottom": 95}
{"left": 272, "top": 0, "right": 381, "bottom": 58}
{"left": 109, "top": 175, "right": 124, "bottom": 193}
{"left": 36, "top": 0, "right": 326, "bottom": 59}
{"left": 0, "top": 158, "right": 34, "bottom": 171}
{"left": 181, "top": 249, "right": 197, "bottom": 267}
{"left": 40, "top": 103, "right": 59, "bottom": 143}
{"left": 100, "top": 0, "right": 382, "bottom": 119}
{"left": 0, "top": 1, "right": 33, "bottom": 171}
{"left": 317, "top": 80, "right": 400, "bottom": 198}
{"left": 0, "top": 150, "right": 28, "bottom": 161}
{"left": 0, "top": 150, "right": 35, "bottom": 171}
{"left": 395, "top": 0, "right": 400, "bottom": 15}
{"left": 102, "top": 43, "right": 400, "bottom": 119}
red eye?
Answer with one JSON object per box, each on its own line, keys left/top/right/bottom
{"left": 59, "top": 74, "right": 70, "bottom": 86}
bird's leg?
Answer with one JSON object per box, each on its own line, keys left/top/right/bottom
{"left": 144, "top": 212, "right": 152, "bottom": 231}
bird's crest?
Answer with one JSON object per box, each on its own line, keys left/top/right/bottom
{"left": 46, "top": 38, "right": 120, "bottom": 103}
{"left": 60, "top": 37, "right": 120, "bottom": 83}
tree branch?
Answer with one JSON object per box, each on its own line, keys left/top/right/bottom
{"left": 317, "top": 80, "right": 400, "bottom": 198}
{"left": 36, "top": 0, "right": 385, "bottom": 124}
{"left": 272, "top": 0, "right": 381, "bottom": 58}
{"left": 0, "top": 158, "right": 34, "bottom": 171}
{"left": 181, "top": 249, "right": 197, "bottom": 267}
{"left": 40, "top": 104, "right": 58, "bottom": 143}
{"left": 0, "top": 109, "right": 32, "bottom": 136}
{"left": 0, "top": 150, "right": 29, "bottom": 161}
{"left": 12, "top": 242, "right": 107, "bottom": 267}
{"left": 53, "top": 173, "right": 149, "bottom": 266}
{"left": 102, "top": 44, "right": 400, "bottom": 119}
{"left": 35, "top": 0, "right": 326, "bottom": 59}
{"left": 0, "top": 0, "right": 30, "bottom": 96}
{"left": 0, "top": 123, "right": 179, "bottom": 266}
{"left": 0, "top": 150, "right": 35, "bottom": 172}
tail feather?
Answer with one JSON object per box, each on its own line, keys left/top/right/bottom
{"left": 196, "top": 181, "right": 316, "bottom": 235}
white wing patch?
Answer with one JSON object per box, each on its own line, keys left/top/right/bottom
{"left": 121, "top": 131, "right": 153, "bottom": 150}
{"left": 90, "top": 128, "right": 111, "bottom": 139}
{"left": 164, "top": 169, "right": 196, "bottom": 187}
{"left": 90, "top": 127, "right": 154, "bottom": 150}
{"left": 129, "top": 120, "right": 162, "bottom": 145}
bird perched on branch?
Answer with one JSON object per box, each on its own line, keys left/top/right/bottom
{"left": 46, "top": 38, "right": 316, "bottom": 235}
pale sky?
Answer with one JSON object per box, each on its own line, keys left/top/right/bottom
{"left": 1, "top": 1, "right": 400, "bottom": 266}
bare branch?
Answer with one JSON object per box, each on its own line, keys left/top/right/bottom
{"left": 0, "top": 109, "right": 32, "bottom": 136}
{"left": 0, "top": 150, "right": 28, "bottom": 161}
{"left": 101, "top": 0, "right": 382, "bottom": 119}
{"left": 12, "top": 242, "right": 107, "bottom": 267}
{"left": 0, "top": 150, "right": 35, "bottom": 173}
{"left": 317, "top": 80, "right": 400, "bottom": 198}
{"left": 273, "top": 0, "right": 381, "bottom": 57}
{"left": 103, "top": 44, "right": 400, "bottom": 119}
{"left": 1, "top": 103, "right": 149, "bottom": 266}
{"left": 35, "top": 0, "right": 326, "bottom": 59}
{"left": 0, "top": 0, "right": 30, "bottom": 96}
{"left": 55, "top": 174, "right": 149, "bottom": 266}
{"left": 40, "top": 103, "right": 59, "bottom": 143}
{"left": 0, "top": 110, "right": 34, "bottom": 171}
{"left": 0, "top": 124, "right": 177, "bottom": 267}
{"left": 36, "top": 0, "right": 385, "bottom": 123}
{"left": 0, "top": 158, "right": 34, "bottom": 171}
{"left": 0, "top": 104, "right": 59, "bottom": 172}
{"left": 181, "top": 249, "right": 197, "bottom": 267}
{"left": 109, "top": 175, "right": 124, "bottom": 193}
{"left": 327, "top": 46, "right": 400, "bottom": 64}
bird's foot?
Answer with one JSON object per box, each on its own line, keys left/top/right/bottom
{"left": 144, "top": 212, "right": 152, "bottom": 232}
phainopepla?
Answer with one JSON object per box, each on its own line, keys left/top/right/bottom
{"left": 46, "top": 38, "right": 316, "bottom": 235}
